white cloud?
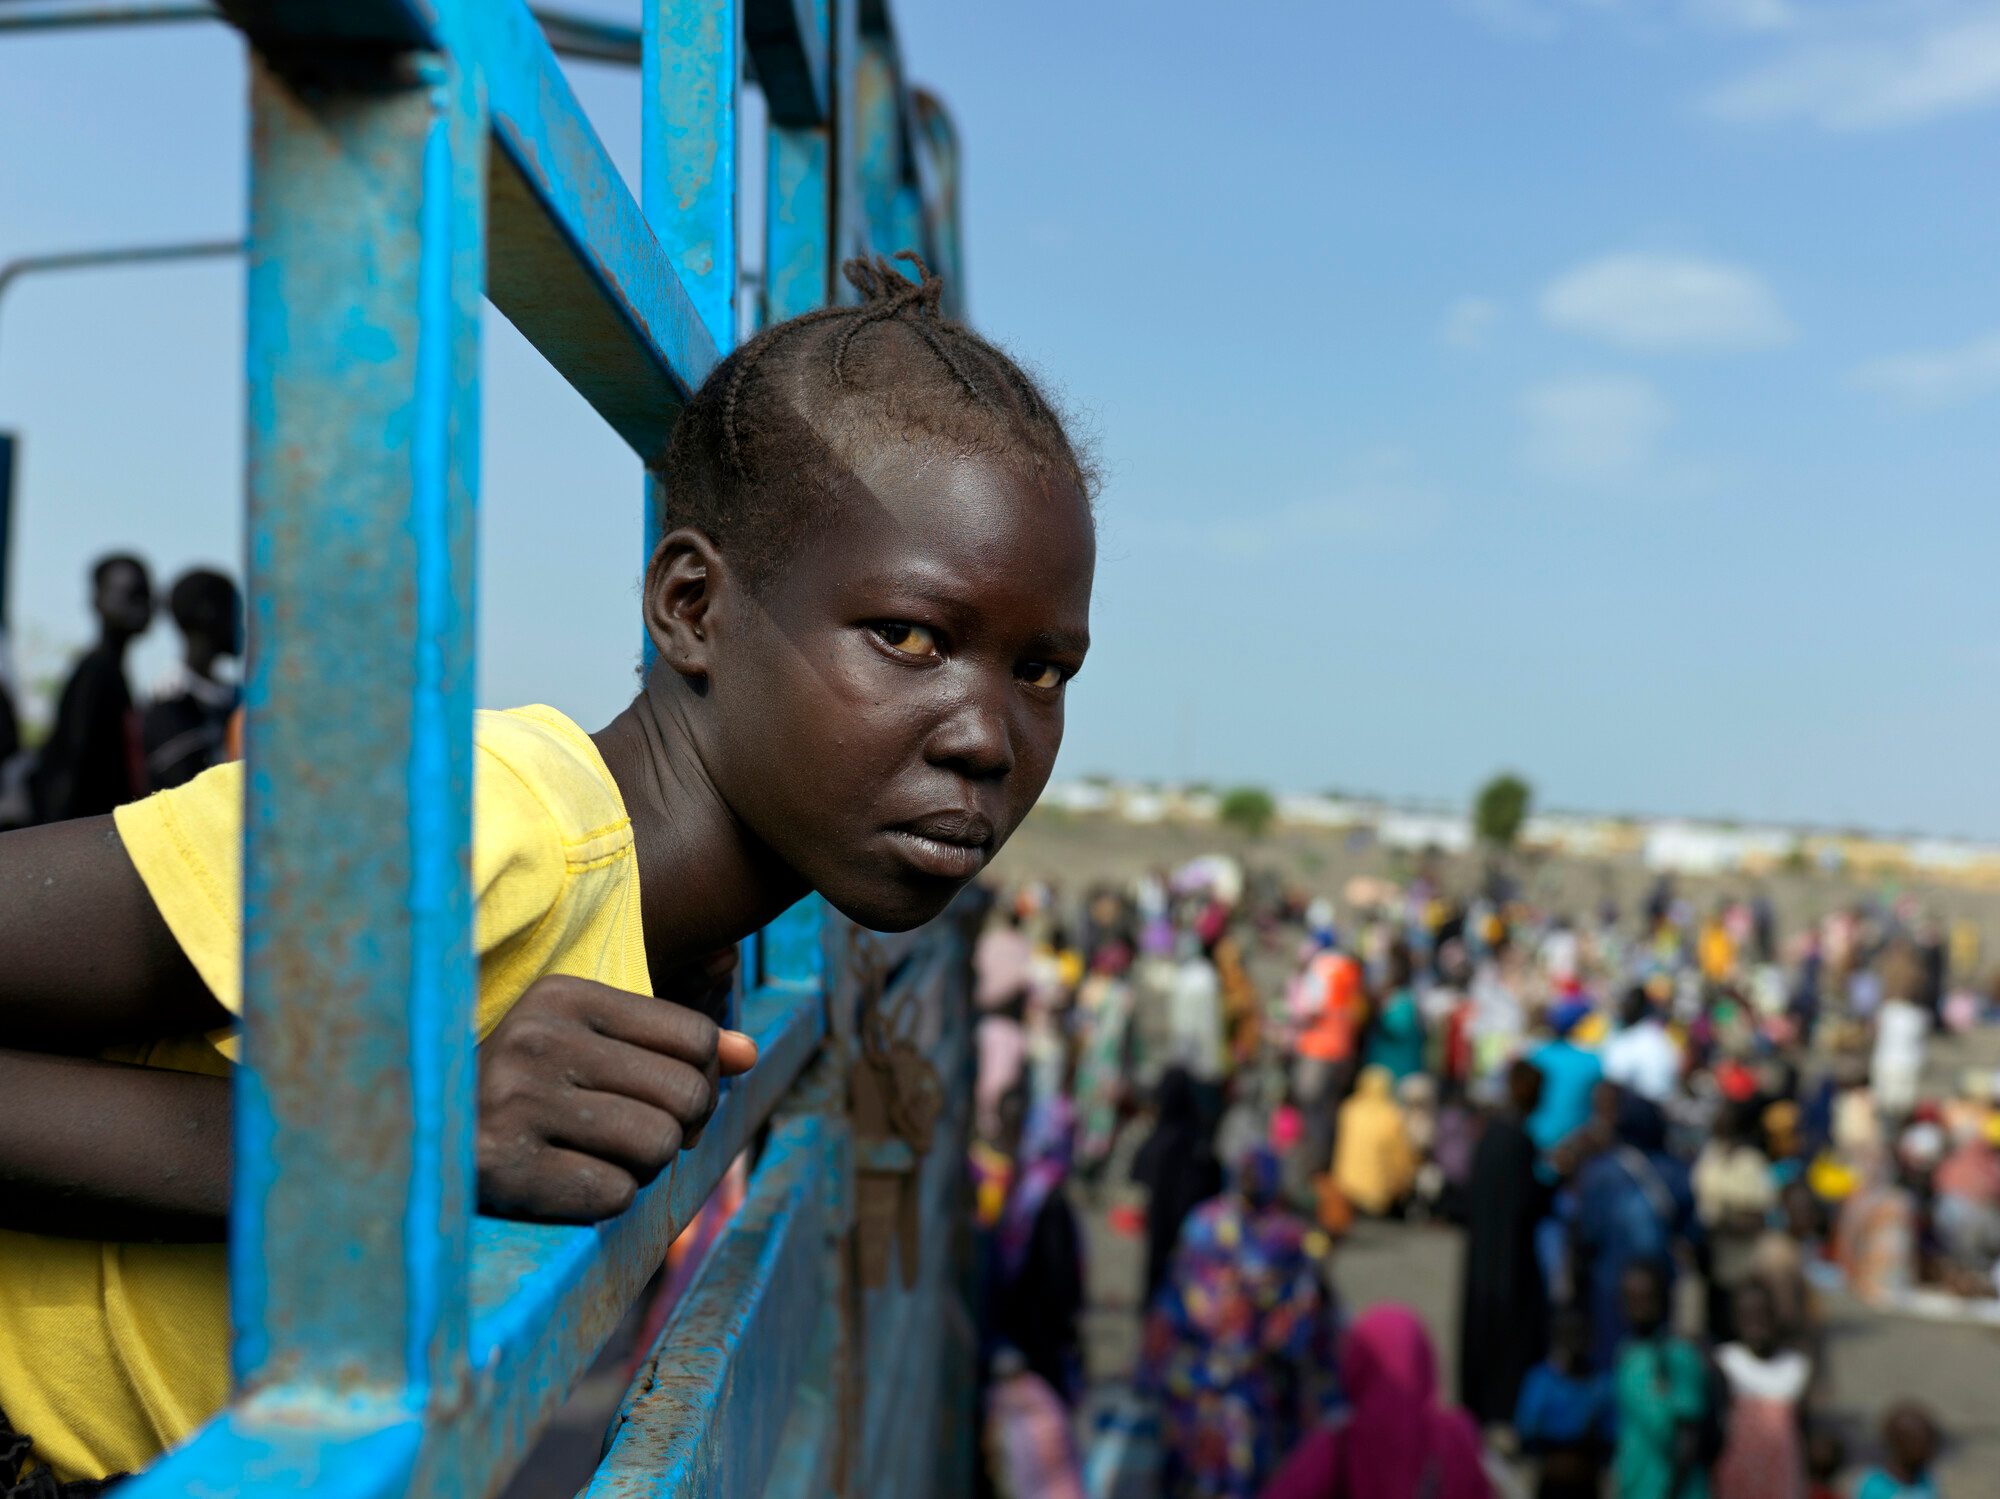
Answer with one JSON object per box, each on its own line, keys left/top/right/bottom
{"left": 1522, "top": 374, "right": 1672, "bottom": 481}
{"left": 1540, "top": 253, "right": 1793, "bottom": 352}
{"left": 1440, "top": 296, "right": 1503, "bottom": 349}
{"left": 1704, "top": 4, "right": 2000, "bottom": 130}
{"left": 1852, "top": 329, "right": 2000, "bottom": 406}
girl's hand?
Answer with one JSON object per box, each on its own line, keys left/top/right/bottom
{"left": 474, "top": 970, "right": 758, "bottom": 1223}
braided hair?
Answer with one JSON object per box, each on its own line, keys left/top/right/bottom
{"left": 661, "top": 250, "right": 1095, "bottom": 587}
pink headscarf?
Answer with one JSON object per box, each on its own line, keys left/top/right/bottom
{"left": 1261, "top": 1305, "right": 1491, "bottom": 1499}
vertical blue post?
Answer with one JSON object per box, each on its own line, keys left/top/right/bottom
{"left": 830, "top": 0, "right": 863, "bottom": 289}
{"left": 643, "top": 0, "right": 742, "bottom": 998}
{"left": 909, "top": 93, "right": 963, "bottom": 319}
{"left": 764, "top": 128, "right": 829, "bottom": 323}
{"left": 645, "top": 0, "right": 740, "bottom": 353}
{"left": 761, "top": 0, "right": 831, "bottom": 325}
{"left": 236, "top": 44, "right": 483, "bottom": 1407}
{"left": 639, "top": 0, "right": 739, "bottom": 633}
{"left": 853, "top": 35, "right": 901, "bottom": 262}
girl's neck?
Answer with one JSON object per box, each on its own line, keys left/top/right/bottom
{"left": 592, "top": 689, "right": 806, "bottom": 982}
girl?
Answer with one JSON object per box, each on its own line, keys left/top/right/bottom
{"left": 1712, "top": 1282, "right": 1811, "bottom": 1499}
{"left": 0, "top": 253, "right": 1097, "bottom": 1483}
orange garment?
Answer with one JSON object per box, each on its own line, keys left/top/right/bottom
{"left": 1700, "top": 922, "right": 1736, "bottom": 982}
{"left": 1296, "top": 952, "right": 1365, "bottom": 1063}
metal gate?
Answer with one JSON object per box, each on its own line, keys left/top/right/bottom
{"left": 15, "top": 2, "right": 978, "bottom": 1494}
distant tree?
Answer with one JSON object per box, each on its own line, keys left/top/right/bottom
{"left": 1474, "top": 773, "right": 1532, "bottom": 849}
{"left": 1219, "top": 785, "right": 1276, "bottom": 839}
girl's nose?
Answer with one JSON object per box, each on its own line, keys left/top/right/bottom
{"left": 925, "top": 681, "right": 1014, "bottom": 782}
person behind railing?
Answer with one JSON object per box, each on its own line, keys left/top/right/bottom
{"left": 0, "top": 251, "right": 1098, "bottom": 1488}
{"left": 139, "top": 568, "right": 243, "bottom": 792}
{"left": 23, "top": 552, "right": 154, "bottom": 825}
{"left": 0, "top": 630, "right": 22, "bottom": 829}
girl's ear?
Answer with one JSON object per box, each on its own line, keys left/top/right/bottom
{"left": 643, "top": 528, "right": 727, "bottom": 685}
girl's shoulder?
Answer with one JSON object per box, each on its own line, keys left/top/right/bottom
{"left": 474, "top": 706, "right": 630, "bottom": 851}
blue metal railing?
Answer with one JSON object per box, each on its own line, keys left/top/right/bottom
{"left": 10, "top": 1, "right": 972, "bottom": 1494}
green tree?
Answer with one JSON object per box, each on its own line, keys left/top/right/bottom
{"left": 1218, "top": 785, "right": 1276, "bottom": 839}
{"left": 1473, "top": 773, "right": 1532, "bottom": 849}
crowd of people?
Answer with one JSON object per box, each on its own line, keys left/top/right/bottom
{"left": 969, "top": 854, "right": 1999, "bottom": 1499}
{"left": 0, "top": 552, "right": 243, "bottom": 829}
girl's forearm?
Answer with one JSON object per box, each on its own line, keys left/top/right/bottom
{"left": 0, "top": 1048, "right": 229, "bottom": 1241}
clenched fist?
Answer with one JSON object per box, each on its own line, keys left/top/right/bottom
{"left": 475, "top": 957, "right": 757, "bottom": 1223}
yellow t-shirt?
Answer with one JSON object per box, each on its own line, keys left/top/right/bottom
{"left": 0, "top": 705, "right": 651, "bottom": 1481}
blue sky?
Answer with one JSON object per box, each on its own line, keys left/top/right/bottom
{"left": 2, "top": 0, "right": 1997, "bottom": 835}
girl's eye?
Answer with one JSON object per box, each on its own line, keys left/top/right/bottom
{"left": 1021, "top": 661, "right": 1068, "bottom": 691}
{"left": 872, "top": 622, "right": 941, "bottom": 659}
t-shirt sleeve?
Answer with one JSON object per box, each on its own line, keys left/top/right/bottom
{"left": 467, "top": 744, "right": 569, "bottom": 1034}
{"left": 112, "top": 746, "right": 570, "bottom": 1047}
{"left": 114, "top": 758, "right": 246, "bottom": 1017}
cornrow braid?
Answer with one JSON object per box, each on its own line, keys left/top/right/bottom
{"left": 664, "top": 248, "right": 1096, "bottom": 589}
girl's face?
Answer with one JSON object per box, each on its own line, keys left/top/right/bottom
{"left": 697, "top": 445, "right": 1094, "bottom": 931}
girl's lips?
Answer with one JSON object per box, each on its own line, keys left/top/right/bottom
{"left": 883, "top": 827, "right": 989, "bottom": 881}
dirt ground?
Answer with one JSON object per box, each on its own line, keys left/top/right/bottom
{"left": 993, "top": 810, "right": 2000, "bottom": 968}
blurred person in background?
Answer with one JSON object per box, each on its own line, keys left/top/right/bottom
{"left": 1527, "top": 1001, "right": 1603, "bottom": 1159}
{"left": 1261, "top": 1304, "right": 1491, "bottom": 1499}
{"left": 989, "top": 1095, "right": 1086, "bottom": 1406}
{"left": 141, "top": 568, "right": 242, "bottom": 791}
{"left": 1459, "top": 1058, "right": 1550, "bottom": 1428}
{"left": 1168, "top": 930, "right": 1228, "bottom": 1118}
{"left": 1931, "top": 1108, "right": 2000, "bottom": 1278}
{"left": 1291, "top": 937, "right": 1366, "bottom": 1158}
{"left": 0, "top": 632, "right": 22, "bottom": 828}
{"left": 1831, "top": 1144, "right": 1918, "bottom": 1305}
{"left": 1071, "top": 938, "right": 1136, "bottom": 1179}
{"left": 1132, "top": 1065, "right": 1225, "bottom": 1306}
{"left": 974, "top": 910, "right": 1035, "bottom": 1141}
{"left": 1363, "top": 939, "right": 1426, "bottom": 1083}
{"left": 1603, "top": 983, "right": 1681, "bottom": 1106}
{"left": 1575, "top": 1093, "right": 1695, "bottom": 1371}
{"left": 26, "top": 553, "right": 152, "bottom": 823}
{"left": 1611, "top": 1260, "right": 1717, "bottom": 1499}
{"left": 982, "top": 1346, "right": 1085, "bottom": 1499}
{"left": 1711, "top": 1281, "right": 1811, "bottom": 1499}
{"left": 1513, "top": 1308, "right": 1615, "bottom": 1499}
{"left": 1144, "top": 1146, "right": 1338, "bottom": 1499}
{"left": 1855, "top": 1403, "right": 1942, "bottom": 1499}
{"left": 1871, "top": 944, "right": 1933, "bottom": 1122}
{"left": 1332, "top": 1065, "right": 1419, "bottom": 1219}
{"left": 1693, "top": 1100, "right": 1776, "bottom": 1342}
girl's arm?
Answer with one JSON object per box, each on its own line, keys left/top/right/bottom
{"left": 0, "top": 816, "right": 227, "bottom": 1051}
{"left": 4, "top": 968, "right": 758, "bottom": 1237}
{"left": 0, "top": 1048, "right": 232, "bottom": 1240}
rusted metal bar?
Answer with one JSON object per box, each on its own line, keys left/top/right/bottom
{"left": 580, "top": 1115, "right": 836, "bottom": 1499}
{"left": 228, "top": 39, "right": 485, "bottom": 1407}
